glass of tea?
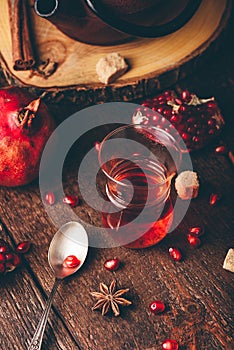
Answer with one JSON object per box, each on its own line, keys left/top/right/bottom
{"left": 98, "top": 124, "right": 182, "bottom": 249}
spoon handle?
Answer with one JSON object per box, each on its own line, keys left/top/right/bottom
{"left": 28, "top": 278, "right": 61, "bottom": 350}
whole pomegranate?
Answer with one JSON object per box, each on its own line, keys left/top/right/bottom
{"left": 0, "top": 87, "right": 55, "bottom": 186}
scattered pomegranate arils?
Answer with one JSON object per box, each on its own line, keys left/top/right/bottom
{"left": 149, "top": 300, "right": 165, "bottom": 314}
{"left": 134, "top": 90, "right": 225, "bottom": 152}
{"left": 162, "top": 339, "right": 179, "bottom": 350}
{"left": 5, "top": 253, "right": 14, "bottom": 262}
{"left": 0, "top": 253, "right": 5, "bottom": 262}
{"left": 169, "top": 248, "right": 182, "bottom": 262}
{"left": 215, "top": 145, "right": 228, "bottom": 155}
{"left": 45, "top": 191, "right": 55, "bottom": 205}
{"left": 0, "top": 238, "right": 31, "bottom": 275}
{"left": 16, "top": 241, "right": 31, "bottom": 254}
{"left": 63, "top": 195, "right": 79, "bottom": 208}
{"left": 0, "top": 240, "right": 10, "bottom": 253}
{"left": 187, "top": 234, "right": 201, "bottom": 249}
{"left": 209, "top": 193, "right": 221, "bottom": 206}
{"left": 104, "top": 258, "right": 120, "bottom": 271}
{"left": 188, "top": 225, "right": 205, "bottom": 237}
{"left": 63, "top": 255, "right": 81, "bottom": 268}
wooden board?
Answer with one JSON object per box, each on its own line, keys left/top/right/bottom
{"left": 0, "top": 0, "right": 232, "bottom": 106}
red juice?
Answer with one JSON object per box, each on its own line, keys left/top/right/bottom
{"left": 101, "top": 158, "right": 173, "bottom": 248}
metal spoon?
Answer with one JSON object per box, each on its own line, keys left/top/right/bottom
{"left": 28, "top": 221, "right": 89, "bottom": 350}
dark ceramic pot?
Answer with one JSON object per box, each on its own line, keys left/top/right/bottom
{"left": 34, "top": 0, "right": 202, "bottom": 45}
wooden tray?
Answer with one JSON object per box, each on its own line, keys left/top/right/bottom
{"left": 0, "top": 0, "right": 232, "bottom": 106}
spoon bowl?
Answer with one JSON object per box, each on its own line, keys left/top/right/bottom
{"left": 48, "top": 221, "right": 88, "bottom": 279}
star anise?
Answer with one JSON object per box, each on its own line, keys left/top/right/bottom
{"left": 90, "top": 280, "right": 132, "bottom": 317}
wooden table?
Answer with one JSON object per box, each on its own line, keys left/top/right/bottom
{"left": 0, "top": 17, "right": 234, "bottom": 350}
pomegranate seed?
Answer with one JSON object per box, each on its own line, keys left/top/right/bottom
{"left": 158, "top": 94, "right": 165, "bottom": 101}
{"left": 187, "top": 234, "right": 201, "bottom": 249}
{"left": 104, "top": 258, "right": 120, "bottom": 271}
{"left": 162, "top": 339, "right": 179, "bottom": 350}
{"left": 152, "top": 114, "right": 159, "bottom": 123}
{"left": 181, "top": 90, "right": 191, "bottom": 102}
{"left": 189, "top": 225, "right": 205, "bottom": 237}
{"left": 209, "top": 193, "right": 221, "bottom": 206}
{"left": 16, "top": 241, "right": 31, "bottom": 254}
{"left": 0, "top": 263, "right": 5, "bottom": 274}
{"left": 12, "top": 253, "right": 22, "bottom": 267}
{"left": 149, "top": 300, "right": 165, "bottom": 314}
{"left": 163, "top": 108, "right": 172, "bottom": 117}
{"left": 94, "top": 141, "right": 100, "bottom": 152}
{"left": 0, "top": 240, "right": 9, "bottom": 253}
{"left": 207, "top": 101, "right": 217, "bottom": 109}
{"left": 175, "top": 98, "right": 182, "bottom": 105}
{"left": 156, "top": 107, "right": 163, "bottom": 114}
{"left": 45, "top": 191, "right": 55, "bottom": 205}
{"left": 63, "top": 195, "right": 79, "bottom": 208}
{"left": 215, "top": 145, "right": 227, "bottom": 155}
{"left": 170, "top": 114, "right": 182, "bottom": 124}
{"left": 5, "top": 253, "right": 13, "bottom": 262}
{"left": 169, "top": 248, "right": 182, "bottom": 262}
{"left": 182, "top": 132, "right": 191, "bottom": 141}
{"left": 63, "top": 255, "right": 81, "bottom": 268}
{"left": 0, "top": 253, "right": 5, "bottom": 262}
{"left": 207, "top": 118, "right": 216, "bottom": 127}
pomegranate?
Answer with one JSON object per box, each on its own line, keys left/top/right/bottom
{"left": 149, "top": 300, "right": 165, "bottom": 314}
{"left": 0, "top": 87, "right": 55, "bottom": 186}
{"left": 132, "top": 90, "right": 224, "bottom": 152}
{"left": 104, "top": 258, "right": 120, "bottom": 271}
{"left": 169, "top": 247, "right": 182, "bottom": 262}
{"left": 45, "top": 191, "right": 55, "bottom": 205}
{"left": 209, "top": 193, "right": 221, "bottom": 206}
{"left": 63, "top": 255, "right": 81, "bottom": 268}
{"left": 188, "top": 225, "right": 205, "bottom": 237}
{"left": 187, "top": 234, "right": 201, "bottom": 249}
{"left": 162, "top": 339, "right": 179, "bottom": 350}
{"left": 215, "top": 145, "right": 227, "bottom": 155}
{"left": 0, "top": 238, "right": 31, "bottom": 275}
{"left": 63, "top": 195, "right": 79, "bottom": 208}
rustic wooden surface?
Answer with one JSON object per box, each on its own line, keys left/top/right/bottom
{"left": 0, "top": 0, "right": 232, "bottom": 107}
{"left": 0, "top": 9, "right": 234, "bottom": 350}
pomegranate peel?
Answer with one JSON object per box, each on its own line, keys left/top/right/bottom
{"left": 0, "top": 87, "right": 55, "bottom": 187}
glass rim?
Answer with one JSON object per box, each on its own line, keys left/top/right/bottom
{"left": 98, "top": 124, "right": 179, "bottom": 189}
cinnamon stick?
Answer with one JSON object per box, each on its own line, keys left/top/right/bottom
{"left": 8, "top": 0, "right": 35, "bottom": 71}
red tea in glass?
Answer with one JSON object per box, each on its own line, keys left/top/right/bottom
{"left": 99, "top": 125, "right": 182, "bottom": 248}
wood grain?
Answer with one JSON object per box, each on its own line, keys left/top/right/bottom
{"left": 0, "top": 5, "right": 234, "bottom": 350}
{"left": 0, "top": 224, "right": 81, "bottom": 350}
{"left": 0, "top": 0, "right": 232, "bottom": 106}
